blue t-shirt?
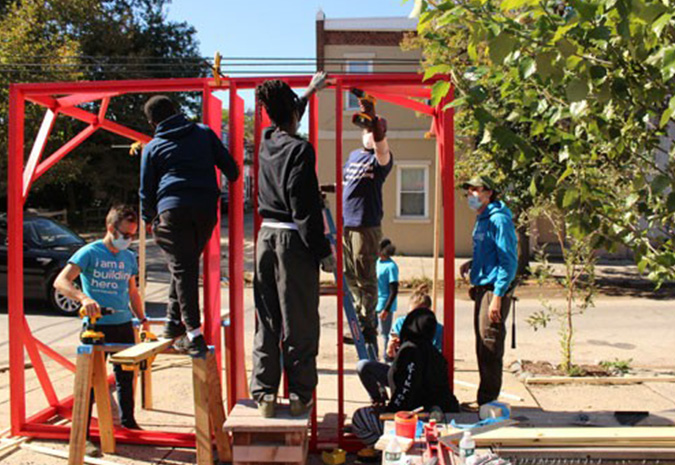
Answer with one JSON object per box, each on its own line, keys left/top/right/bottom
{"left": 376, "top": 258, "right": 399, "bottom": 312}
{"left": 69, "top": 240, "right": 138, "bottom": 325}
{"left": 391, "top": 315, "right": 444, "bottom": 352}
{"left": 342, "top": 149, "right": 393, "bottom": 228}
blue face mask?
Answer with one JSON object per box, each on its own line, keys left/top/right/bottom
{"left": 468, "top": 195, "right": 483, "bottom": 211}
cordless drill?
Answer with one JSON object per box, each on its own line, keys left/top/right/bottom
{"left": 349, "top": 88, "right": 377, "bottom": 130}
{"left": 79, "top": 307, "right": 115, "bottom": 344}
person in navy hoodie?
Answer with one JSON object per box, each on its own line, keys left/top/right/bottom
{"left": 460, "top": 175, "right": 518, "bottom": 406}
{"left": 342, "top": 99, "right": 393, "bottom": 357}
{"left": 140, "top": 95, "right": 239, "bottom": 357}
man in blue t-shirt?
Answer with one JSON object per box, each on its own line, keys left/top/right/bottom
{"left": 342, "top": 98, "right": 393, "bottom": 353}
{"left": 55, "top": 205, "right": 147, "bottom": 452}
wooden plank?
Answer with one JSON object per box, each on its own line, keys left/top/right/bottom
{"left": 495, "top": 446, "right": 675, "bottom": 460}
{"left": 206, "top": 352, "right": 231, "bottom": 462}
{"left": 141, "top": 368, "right": 153, "bottom": 410}
{"left": 525, "top": 376, "right": 675, "bottom": 385}
{"left": 192, "top": 356, "right": 213, "bottom": 465}
{"left": 23, "top": 443, "right": 124, "bottom": 465}
{"left": 232, "top": 445, "right": 304, "bottom": 463}
{"left": 224, "top": 399, "right": 310, "bottom": 432}
{"left": 92, "top": 351, "right": 115, "bottom": 454}
{"left": 472, "top": 426, "right": 675, "bottom": 448}
{"left": 69, "top": 348, "right": 95, "bottom": 465}
{"left": 109, "top": 339, "right": 174, "bottom": 365}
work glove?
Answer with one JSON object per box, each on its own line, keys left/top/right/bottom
{"left": 308, "top": 71, "right": 328, "bottom": 93}
{"left": 320, "top": 254, "right": 336, "bottom": 273}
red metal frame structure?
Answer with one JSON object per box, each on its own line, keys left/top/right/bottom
{"left": 7, "top": 73, "right": 454, "bottom": 450}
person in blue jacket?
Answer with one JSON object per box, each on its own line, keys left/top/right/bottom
{"left": 140, "top": 95, "right": 239, "bottom": 357}
{"left": 460, "top": 175, "right": 517, "bottom": 406}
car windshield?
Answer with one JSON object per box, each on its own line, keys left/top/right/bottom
{"left": 28, "top": 218, "right": 83, "bottom": 248}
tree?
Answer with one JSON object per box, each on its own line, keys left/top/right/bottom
{"left": 0, "top": 0, "right": 204, "bottom": 220}
{"left": 410, "top": 0, "right": 675, "bottom": 369}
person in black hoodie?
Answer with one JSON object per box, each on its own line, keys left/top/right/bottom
{"left": 352, "top": 307, "right": 459, "bottom": 445}
{"left": 251, "top": 73, "right": 336, "bottom": 418}
{"left": 140, "top": 96, "right": 239, "bottom": 357}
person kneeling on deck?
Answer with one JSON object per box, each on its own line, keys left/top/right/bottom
{"left": 352, "top": 307, "right": 460, "bottom": 445}
{"left": 54, "top": 205, "right": 148, "bottom": 455}
{"left": 251, "top": 72, "right": 336, "bottom": 418}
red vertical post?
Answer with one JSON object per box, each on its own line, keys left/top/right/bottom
{"left": 308, "top": 92, "right": 319, "bottom": 450}
{"left": 8, "top": 85, "right": 26, "bottom": 435}
{"left": 334, "top": 82, "right": 345, "bottom": 445}
{"left": 439, "top": 88, "right": 456, "bottom": 387}
{"left": 253, "top": 102, "right": 262, "bottom": 241}
{"left": 228, "top": 83, "right": 247, "bottom": 408}
{"left": 202, "top": 88, "right": 224, "bottom": 373}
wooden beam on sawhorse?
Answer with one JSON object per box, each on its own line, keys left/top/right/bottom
{"left": 68, "top": 345, "right": 116, "bottom": 465}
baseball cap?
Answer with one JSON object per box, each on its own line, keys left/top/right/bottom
{"left": 461, "top": 175, "right": 498, "bottom": 192}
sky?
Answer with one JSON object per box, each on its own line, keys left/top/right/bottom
{"left": 165, "top": 0, "right": 415, "bottom": 114}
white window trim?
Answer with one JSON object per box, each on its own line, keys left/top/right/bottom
{"left": 396, "top": 161, "right": 430, "bottom": 221}
{"left": 344, "top": 58, "right": 373, "bottom": 110}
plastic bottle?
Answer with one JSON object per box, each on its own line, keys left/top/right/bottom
{"left": 458, "top": 431, "right": 475, "bottom": 464}
{"left": 382, "top": 435, "right": 403, "bottom": 465}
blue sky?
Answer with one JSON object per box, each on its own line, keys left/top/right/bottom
{"left": 165, "top": 0, "right": 415, "bottom": 114}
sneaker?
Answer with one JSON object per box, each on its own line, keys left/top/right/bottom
{"left": 85, "top": 440, "right": 102, "bottom": 458}
{"left": 185, "top": 334, "right": 208, "bottom": 358}
{"left": 289, "top": 393, "right": 313, "bottom": 417}
{"left": 257, "top": 394, "right": 276, "bottom": 418}
{"left": 162, "top": 320, "right": 186, "bottom": 339}
{"left": 121, "top": 419, "right": 143, "bottom": 430}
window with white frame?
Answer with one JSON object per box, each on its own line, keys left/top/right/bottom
{"left": 397, "top": 163, "right": 429, "bottom": 219}
{"left": 345, "top": 60, "right": 373, "bottom": 110}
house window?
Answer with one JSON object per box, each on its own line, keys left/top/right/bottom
{"left": 397, "top": 163, "right": 429, "bottom": 219}
{"left": 345, "top": 60, "right": 373, "bottom": 110}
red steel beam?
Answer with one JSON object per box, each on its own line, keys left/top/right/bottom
{"left": 359, "top": 85, "right": 431, "bottom": 99}
{"left": 308, "top": 92, "right": 319, "bottom": 451}
{"left": 335, "top": 81, "right": 345, "bottom": 447}
{"left": 98, "top": 97, "right": 111, "bottom": 120}
{"left": 8, "top": 84, "right": 26, "bottom": 435}
{"left": 33, "top": 336, "right": 76, "bottom": 372}
{"left": 33, "top": 124, "right": 98, "bottom": 180}
{"left": 56, "top": 92, "right": 120, "bottom": 109}
{"left": 23, "top": 321, "right": 59, "bottom": 407}
{"left": 360, "top": 90, "right": 434, "bottom": 115}
{"left": 17, "top": 77, "right": 210, "bottom": 96}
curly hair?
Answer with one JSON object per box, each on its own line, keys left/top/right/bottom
{"left": 255, "top": 79, "right": 298, "bottom": 127}
{"left": 409, "top": 283, "right": 432, "bottom": 310}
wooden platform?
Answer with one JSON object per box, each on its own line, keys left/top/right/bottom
{"left": 224, "top": 399, "right": 310, "bottom": 465}
{"left": 109, "top": 338, "right": 174, "bottom": 365}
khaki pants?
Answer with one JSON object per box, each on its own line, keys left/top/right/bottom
{"left": 343, "top": 226, "right": 381, "bottom": 343}
{"left": 473, "top": 287, "right": 511, "bottom": 405}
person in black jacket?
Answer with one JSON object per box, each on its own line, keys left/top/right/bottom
{"left": 251, "top": 73, "right": 336, "bottom": 418}
{"left": 352, "top": 307, "right": 459, "bottom": 445}
{"left": 140, "top": 96, "right": 239, "bottom": 357}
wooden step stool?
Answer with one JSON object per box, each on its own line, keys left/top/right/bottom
{"left": 223, "top": 399, "right": 310, "bottom": 465}
{"left": 68, "top": 341, "right": 231, "bottom": 465}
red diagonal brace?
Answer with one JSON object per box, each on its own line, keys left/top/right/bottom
{"left": 33, "top": 124, "right": 98, "bottom": 180}
{"left": 33, "top": 336, "right": 76, "bottom": 372}
{"left": 362, "top": 89, "right": 434, "bottom": 115}
{"left": 22, "top": 108, "right": 57, "bottom": 201}
{"left": 56, "top": 92, "right": 119, "bottom": 109}
{"left": 23, "top": 319, "right": 58, "bottom": 407}
{"left": 360, "top": 85, "right": 432, "bottom": 99}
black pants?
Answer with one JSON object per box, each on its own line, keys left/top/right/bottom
{"left": 251, "top": 227, "right": 320, "bottom": 404}
{"left": 153, "top": 207, "right": 217, "bottom": 331}
{"left": 473, "top": 288, "right": 511, "bottom": 405}
{"left": 87, "top": 322, "right": 136, "bottom": 434}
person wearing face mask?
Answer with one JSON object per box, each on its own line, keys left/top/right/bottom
{"left": 342, "top": 98, "right": 393, "bottom": 357}
{"left": 139, "top": 95, "right": 239, "bottom": 358}
{"left": 459, "top": 175, "right": 518, "bottom": 408}
{"left": 251, "top": 73, "right": 335, "bottom": 418}
{"left": 54, "top": 205, "right": 146, "bottom": 455}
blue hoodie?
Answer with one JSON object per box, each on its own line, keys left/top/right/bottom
{"left": 140, "top": 114, "right": 239, "bottom": 222}
{"left": 470, "top": 201, "right": 518, "bottom": 297}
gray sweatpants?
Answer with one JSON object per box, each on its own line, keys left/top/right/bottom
{"left": 250, "top": 227, "right": 320, "bottom": 404}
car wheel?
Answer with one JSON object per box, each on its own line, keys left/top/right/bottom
{"left": 47, "top": 275, "right": 81, "bottom": 316}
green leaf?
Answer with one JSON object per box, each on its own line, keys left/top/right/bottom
{"left": 424, "top": 64, "right": 452, "bottom": 81}
{"left": 662, "top": 45, "right": 675, "bottom": 81}
{"left": 652, "top": 13, "right": 672, "bottom": 37}
{"left": 589, "top": 65, "right": 607, "bottom": 81}
{"left": 443, "top": 97, "right": 467, "bottom": 110}
{"left": 558, "top": 166, "right": 574, "bottom": 185}
{"left": 557, "top": 39, "right": 577, "bottom": 58}
{"left": 500, "top": 0, "right": 538, "bottom": 10}
{"left": 552, "top": 23, "right": 577, "bottom": 42}
{"left": 652, "top": 175, "right": 670, "bottom": 195}
{"left": 529, "top": 176, "right": 538, "bottom": 197}
{"left": 489, "top": 32, "right": 517, "bottom": 65}
{"left": 659, "top": 96, "right": 675, "bottom": 128}
{"left": 569, "top": 0, "right": 597, "bottom": 20}
{"left": 431, "top": 80, "right": 451, "bottom": 106}
{"left": 563, "top": 188, "right": 580, "bottom": 208}
{"left": 493, "top": 125, "right": 518, "bottom": 149}
{"left": 519, "top": 57, "right": 537, "bottom": 79}
{"left": 566, "top": 78, "right": 589, "bottom": 102}
{"left": 570, "top": 100, "right": 588, "bottom": 119}
{"left": 535, "top": 51, "right": 557, "bottom": 79}
{"left": 667, "top": 192, "right": 675, "bottom": 213}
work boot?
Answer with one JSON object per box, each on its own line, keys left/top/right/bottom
{"left": 121, "top": 419, "right": 143, "bottom": 430}
{"left": 185, "top": 334, "right": 208, "bottom": 358}
{"left": 85, "top": 440, "right": 102, "bottom": 458}
{"left": 257, "top": 394, "right": 276, "bottom": 418}
{"left": 289, "top": 393, "right": 313, "bottom": 417}
{"left": 162, "top": 320, "right": 186, "bottom": 339}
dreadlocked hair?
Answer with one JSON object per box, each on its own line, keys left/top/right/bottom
{"left": 255, "top": 80, "right": 298, "bottom": 127}
{"left": 409, "top": 283, "right": 432, "bottom": 310}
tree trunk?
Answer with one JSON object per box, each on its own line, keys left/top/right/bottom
{"left": 517, "top": 225, "right": 531, "bottom": 278}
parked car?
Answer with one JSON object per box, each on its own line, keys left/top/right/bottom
{"left": 0, "top": 213, "right": 85, "bottom": 315}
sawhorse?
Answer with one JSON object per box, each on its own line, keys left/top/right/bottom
{"left": 67, "top": 342, "right": 231, "bottom": 465}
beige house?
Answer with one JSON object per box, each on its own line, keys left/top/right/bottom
{"left": 315, "top": 12, "right": 476, "bottom": 256}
